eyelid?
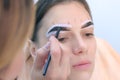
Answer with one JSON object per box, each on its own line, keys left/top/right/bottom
{"left": 85, "top": 33, "right": 94, "bottom": 38}
{"left": 82, "top": 26, "right": 94, "bottom": 30}
{"left": 81, "top": 27, "right": 94, "bottom": 32}
{"left": 81, "top": 28, "right": 94, "bottom": 37}
{"left": 58, "top": 31, "right": 71, "bottom": 36}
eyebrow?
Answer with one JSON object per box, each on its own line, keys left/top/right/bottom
{"left": 48, "top": 26, "right": 70, "bottom": 34}
{"left": 47, "top": 21, "right": 94, "bottom": 34}
{"left": 81, "top": 21, "right": 94, "bottom": 28}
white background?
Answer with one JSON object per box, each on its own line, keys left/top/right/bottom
{"left": 34, "top": 0, "right": 120, "bottom": 53}
{"left": 87, "top": 0, "right": 120, "bottom": 53}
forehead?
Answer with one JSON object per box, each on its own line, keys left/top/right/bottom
{"left": 40, "top": 1, "right": 91, "bottom": 30}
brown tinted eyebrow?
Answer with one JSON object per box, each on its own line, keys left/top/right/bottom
{"left": 48, "top": 26, "right": 70, "bottom": 33}
{"left": 81, "top": 21, "right": 94, "bottom": 28}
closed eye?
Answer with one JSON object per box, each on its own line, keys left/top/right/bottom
{"left": 58, "top": 37, "right": 67, "bottom": 42}
{"left": 85, "top": 33, "right": 94, "bottom": 37}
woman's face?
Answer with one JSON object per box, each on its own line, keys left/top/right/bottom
{"left": 37, "top": 1, "right": 96, "bottom": 80}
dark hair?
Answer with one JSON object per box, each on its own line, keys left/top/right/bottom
{"left": 32, "top": 0, "right": 92, "bottom": 42}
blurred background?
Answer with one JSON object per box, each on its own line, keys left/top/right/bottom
{"left": 87, "top": 0, "right": 120, "bottom": 53}
{"left": 34, "top": 0, "right": 120, "bottom": 53}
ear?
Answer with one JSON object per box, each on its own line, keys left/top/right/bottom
{"left": 27, "top": 40, "right": 37, "bottom": 59}
{"left": 23, "top": 40, "right": 38, "bottom": 61}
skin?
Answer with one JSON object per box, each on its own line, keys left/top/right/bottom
{"left": 31, "top": 1, "right": 96, "bottom": 80}
{"left": 0, "top": 50, "right": 24, "bottom": 80}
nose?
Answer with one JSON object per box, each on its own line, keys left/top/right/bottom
{"left": 72, "top": 37, "right": 87, "bottom": 55}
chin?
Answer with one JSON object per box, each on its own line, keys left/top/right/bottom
{"left": 68, "top": 71, "right": 93, "bottom": 80}
{"left": 68, "top": 64, "right": 94, "bottom": 80}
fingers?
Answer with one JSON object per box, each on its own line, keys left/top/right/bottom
{"left": 31, "top": 36, "right": 71, "bottom": 80}
{"left": 33, "top": 42, "right": 50, "bottom": 70}
{"left": 46, "top": 36, "right": 70, "bottom": 79}
{"left": 49, "top": 36, "right": 61, "bottom": 67}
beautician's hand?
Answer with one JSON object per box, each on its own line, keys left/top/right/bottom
{"left": 31, "top": 36, "right": 71, "bottom": 80}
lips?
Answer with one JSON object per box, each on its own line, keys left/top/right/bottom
{"left": 72, "top": 60, "right": 91, "bottom": 70}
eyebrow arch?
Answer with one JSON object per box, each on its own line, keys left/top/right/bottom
{"left": 81, "top": 21, "right": 94, "bottom": 28}
{"left": 48, "top": 26, "right": 70, "bottom": 34}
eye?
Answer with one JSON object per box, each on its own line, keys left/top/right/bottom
{"left": 58, "top": 37, "right": 67, "bottom": 42}
{"left": 85, "top": 33, "right": 94, "bottom": 37}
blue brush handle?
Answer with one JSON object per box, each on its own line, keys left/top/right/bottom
{"left": 42, "top": 27, "right": 61, "bottom": 76}
{"left": 43, "top": 53, "right": 51, "bottom": 76}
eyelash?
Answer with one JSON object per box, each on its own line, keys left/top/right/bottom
{"left": 85, "top": 33, "right": 94, "bottom": 37}
{"left": 58, "top": 37, "right": 67, "bottom": 42}
{"left": 57, "top": 33, "right": 94, "bottom": 42}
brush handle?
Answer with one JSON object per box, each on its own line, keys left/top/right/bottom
{"left": 43, "top": 53, "right": 51, "bottom": 76}
{"left": 42, "top": 27, "right": 61, "bottom": 76}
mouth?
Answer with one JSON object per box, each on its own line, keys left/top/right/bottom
{"left": 72, "top": 60, "right": 91, "bottom": 70}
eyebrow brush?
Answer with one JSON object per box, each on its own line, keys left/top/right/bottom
{"left": 43, "top": 27, "right": 62, "bottom": 76}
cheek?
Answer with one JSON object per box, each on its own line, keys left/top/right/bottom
{"left": 87, "top": 39, "right": 96, "bottom": 57}
{"left": 59, "top": 43, "right": 72, "bottom": 57}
